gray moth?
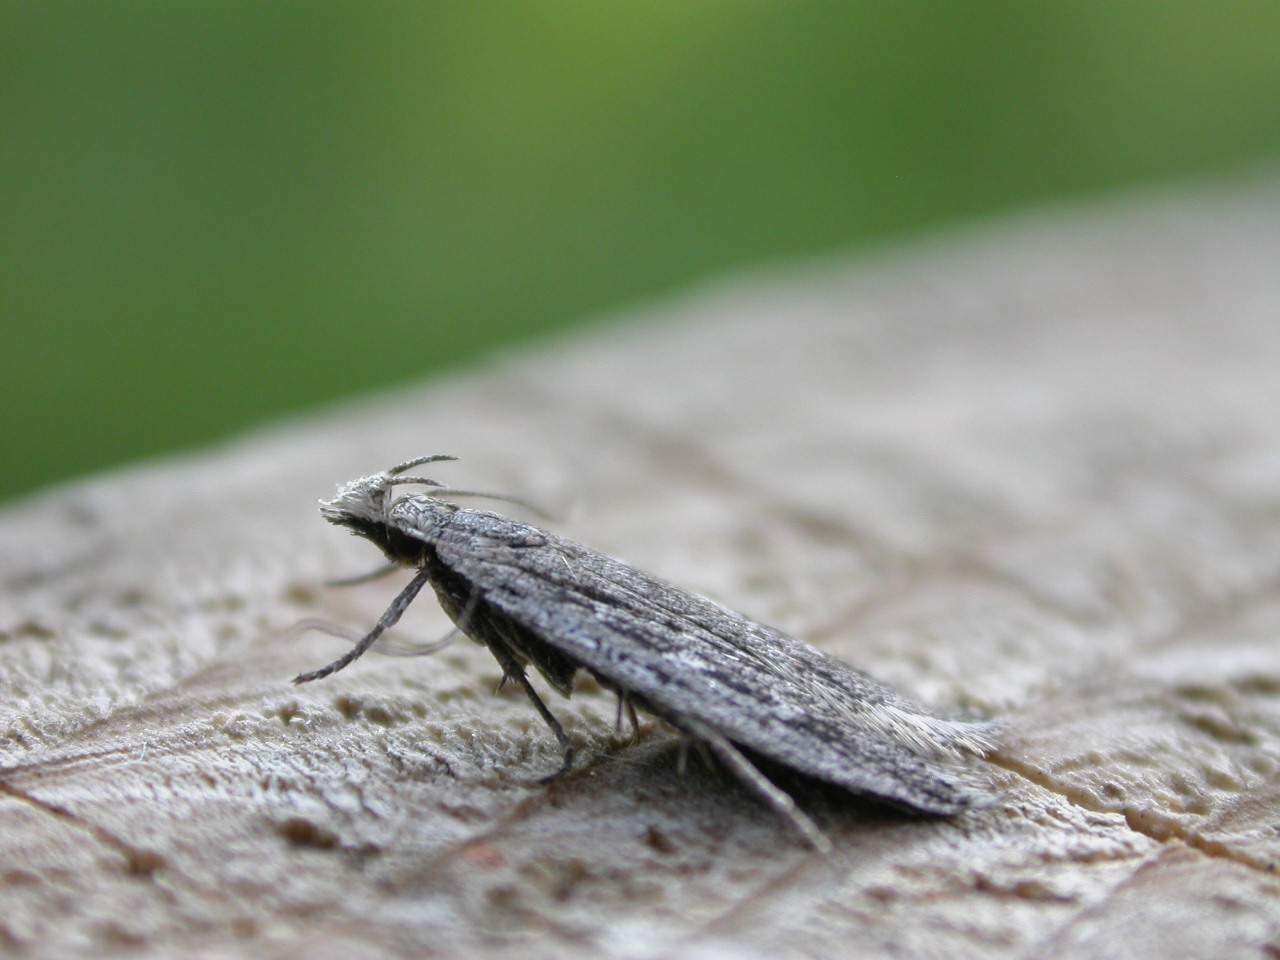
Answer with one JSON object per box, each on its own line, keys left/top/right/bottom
{"left": 294, "top": 456, "right": 998, "bottom": 851}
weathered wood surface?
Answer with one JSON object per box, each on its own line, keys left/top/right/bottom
{"left": 5, "top": 181, "right": 1280, "bottom": 959}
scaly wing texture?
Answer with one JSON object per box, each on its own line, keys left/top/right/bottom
{"left": 421, "top": 506, "right": 995, "bottom": 813}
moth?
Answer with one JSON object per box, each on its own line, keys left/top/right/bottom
{"left": 294, "top": 456, "right": 997, "bottom": 851}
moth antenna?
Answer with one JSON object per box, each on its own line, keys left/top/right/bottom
{"left": 375, "top": 629, "right": 460, "bottom": 658}
{"left": 388, "top": 455, "right": 457, "bottom": 476}
{"left": 386, "top": 476, "right": 446, "bottom": 488}
{"left": 431, "top": 488, "right": 554, "bottom": 520}
{"left": 293, "top": 567, "right": 433, "bottom": 684}
{"left": 325, "top": 562, "right": 401, "bottom": 588}
{"left": 285, "top": 618, "right": 363, "bottom": 646}
{"left": 287, "top": 614, "right": 458, "bottom": 659}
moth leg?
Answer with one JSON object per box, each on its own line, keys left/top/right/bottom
{"left": 683, "top": 721, "right": 832, "bottom": 856}
{"left": 453, "top": 585, "right": 484, "bottom": 636}
{"left": 613, "top": 692, "right": 641, "bottom": 740}
{"left": 520, "top": 671, "right": 576, "bottom": 782}
{"left": 325, "top": 562, "right": 401, "bottom": 588}
{"left": 674, "top": 737, "right": 721, "bottom": 775}
{"left": 695, "top": 740, "right": 715, "bottom": 771}
{"left": 614, "top": 694, "right": 627, "bottom": 736}
{"left": 293, "top": 566, "right": 434, "bottom": 684}
{"left": 486, "top": 642, "right": 576, "bottom": 782}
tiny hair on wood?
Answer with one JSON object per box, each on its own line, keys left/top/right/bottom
{"left": 294, "top": 457, "right": 998, "bottom": 852}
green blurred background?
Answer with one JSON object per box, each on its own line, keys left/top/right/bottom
{"left": 5, "top": 2, "right": 1280, "bottom": 504}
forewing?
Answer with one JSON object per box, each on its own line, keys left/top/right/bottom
{"left": 424, "top": 509, "right": 990, "bottom": 813}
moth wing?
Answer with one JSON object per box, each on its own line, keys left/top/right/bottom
{"left": 427, "top": 512, "right": 991, "bottom": 814}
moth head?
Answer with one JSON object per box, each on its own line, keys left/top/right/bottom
{"left": 319, "top": 455, "right": 457, "bottom": 528}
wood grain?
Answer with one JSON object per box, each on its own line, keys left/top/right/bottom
{"left": 5, "top": 180, "right": 1280, "bottom": 959}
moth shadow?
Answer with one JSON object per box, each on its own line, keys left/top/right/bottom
{"left": 586, "top": 734, "right": 927, "bottom": 841}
